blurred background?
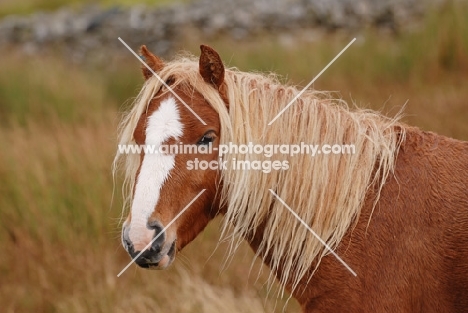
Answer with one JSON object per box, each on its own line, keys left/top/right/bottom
{"left": 0, "top": 0, "right": 467, "bottom": 312}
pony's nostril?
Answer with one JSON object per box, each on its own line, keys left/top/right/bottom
{"left": 124, "top": 239, "right": 134, "bottom": 253}
{"left": 148, "top": 222, "right": 165, "bottom": 255}
{"left": 150, "top": 232, "right": 164, "bottom": 254}
{"left": 122, "top": 227, "right": 134, "bottom": 253}
{"left": 147, "top": 220, "right": 163, "bottom": 233}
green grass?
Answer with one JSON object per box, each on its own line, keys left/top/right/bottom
{"left": 0, "top": 1, "right": 468, "bottom": 312}
{"left": 0, "top": 0, "right": 188, "bottom": 18}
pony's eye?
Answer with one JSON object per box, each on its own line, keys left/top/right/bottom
{"left": 197, "top": 131, "right": 216, "bottom": 145}
{"left": 165, "top": 77, "right": 175, "bottom": 86}
{"left": 159, "top": 77, "right": 175, "bottom": 92}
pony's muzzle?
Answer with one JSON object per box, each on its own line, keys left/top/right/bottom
{"left": 122, "top": 221, "right": 174, "bottom": 269}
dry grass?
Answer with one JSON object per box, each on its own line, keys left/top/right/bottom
{"left": 1, "top": 2, "right": 467, "bottom": 312}
{"left": 0, "top": 113, "right": 293, "bottom": 312}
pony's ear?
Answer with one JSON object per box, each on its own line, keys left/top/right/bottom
{"left": 139, "top": 45, "right": 165, "bottom": 80}
{"left": 199, "top": 45, "right": 225, "bottom": 89}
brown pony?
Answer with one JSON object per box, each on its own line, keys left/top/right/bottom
{"left": 114, "top": 44, "right": 468, "bottom": 312}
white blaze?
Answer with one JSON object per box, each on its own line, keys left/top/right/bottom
{"left": 128, "top": 97, "right": 183, "bottom": 249}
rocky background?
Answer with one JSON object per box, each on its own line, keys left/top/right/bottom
{"left": 0, "top": 0, "right": 442, "bottom": 60}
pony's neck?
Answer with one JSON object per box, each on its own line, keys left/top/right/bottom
{"left": 217, "top": 71, "right": 403, "bottom": 296}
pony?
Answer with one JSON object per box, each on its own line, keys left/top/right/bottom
{"left": 114, "top": 44, "right": 468, "bottom": 312}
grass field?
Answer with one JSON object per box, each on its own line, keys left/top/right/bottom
{"left": 1, "top": 2, "right": 467, "bottom": 312}
{"left": 0, "top": 0, "right": 186, "bottom": 18}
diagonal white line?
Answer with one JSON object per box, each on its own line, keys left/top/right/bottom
{"left": 268, "top": 38, "right": 356, "bottom": 126}
{"left": 118, "top": 37, "right": 207, "bottom": 125}
{"left": 117, "top": 189, "right": 206, "bottom": 277}
{"left": 268, "top": 189, "right": 357, "bottom": 276}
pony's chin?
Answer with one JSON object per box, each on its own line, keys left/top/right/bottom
{"left": 153, "top": 254, "right": 172, "bottom": 269}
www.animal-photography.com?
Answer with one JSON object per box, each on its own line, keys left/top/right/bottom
{"left": 1, "top": 0, "right": 467, "bottom": 312}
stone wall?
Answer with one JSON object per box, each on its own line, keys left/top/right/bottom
{"left": 0, "top": 0, "right": 439, "bottom": 59}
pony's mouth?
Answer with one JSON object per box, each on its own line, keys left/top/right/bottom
{"left": 137, "top": 240, "right": 176, "bottom": 270}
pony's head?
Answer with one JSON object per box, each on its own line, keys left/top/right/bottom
{"left": 115, "top": 44, "right": 402, "bottom": 294}
{"left": 117, "top": 45, "right": 228, "bottom": 269}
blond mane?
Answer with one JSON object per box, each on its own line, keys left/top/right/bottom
{"left": 114, "top": 55, "right": 405, "bottom": 295}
